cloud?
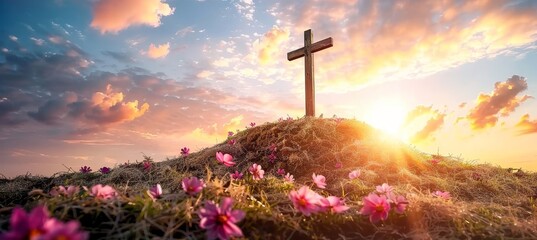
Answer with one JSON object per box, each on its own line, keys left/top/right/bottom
{"left": 175, "top": 26, "right": 195, "bottom": 37}
{"left": 466, "top": 75, "right": 531, "bottom": 130}
{"left": 404, "top": 105, "right": 446, "bottom": 143}
{"left": 265, "top": 0, "right": 537, "bottom": 91}
{"left": 91, "top": 0, "right": 174, "bottom": 34}
{"left": 68, "top": 85, "right": 149, "bottom": 125}
{"left": 234, "top": 0, "right": 255, "bottom": 21}
{"left": 147, "top": 42, "right": 170, "bottom": 59}
{"left": 196, "top": 70, "right": 214, "bottom": 79}
{"left": 255, "top": 26, "right": 289, "bottom": 65}
{"left": 102, "top": 51, "right": 135, "bottom": 63}
{"left": 515, "top": 114, "right": 537, "bottom": 135}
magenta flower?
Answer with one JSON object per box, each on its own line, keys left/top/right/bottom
{"left": 0, "top": 205, "right": 88, "bottom": 240}
{"left": 228, "top": 139, "right": 236, "bottom": 145}
{"left": 430, "top": 158, "right": 441, "bottom": 164}
{"left": 319, "top": 196, "right": 350, "bottom": 214}
{"left": 289, "top": 186, "right": 322, "bottom": 216}
{"left": 268, "top": 143, "right": 277, "bottom": 152}
{"left": 41, "top": 219, "right": 88, "bottom": 240}
{"left": 248, "top": 163, "right": 265, "bottom": 181}
{"left": 143, "top": 161, "right": 152, "bottom": 171}
{"left": 388, "top": 193, "right": 409, "bottom": 214}
{"left": 79, "top": 166, "right": 92, "bottom": 174}
{"left": 182, "top": 177, "right": 205, "bottom": 196}
{"left": 334, "top": 162, "right": 343, "bottom": 169}
{"left": 147, "top": 184, "right": 163, "bottom": 201}
{"left": 99, "top": 167, "right": 111, "bottom": 174}
{"left": 375, "top": 183, "right": 393, "bottom": 194}
{"left": 88, "top": 184, "right": 117, "bottom": 200}
{"left": 50, "top": 185, "right": 79, "bottom": 197}
{"left": 249, "top": 122, "right": 256, "bottom": 127}
{"left": 216, "top": 152, "right": 235, "bottom": 167}
{"left": 227, "top": 131, "right": 234, "bottom": 137}
{"left": 433, "top": 191, "right": 451, "bottom": 200}
{"left": 348, "top": 169, "right": 361, "bottom": 179}
{"left": 198, "top": 197, "right": 245, "bottom": 240}
{"left": 231, "top": 171, "right": 243, "bottom": 180}
{"left": 360, "top": 193, "right": 391, "bottom": 223}
{"left": 277, "top": 168, "right": 286, "bottom": 176}
{"left": 268, "top": 153, "right": 277, "bottom": 163}
{"left": 284, "top": 173, "right": 295, "bottom": 183}
{"left": 181, "top": 147, "right": 190, "bottom": 156}
{"left": 312, "top": 173, "right": 327, "bottom": 189}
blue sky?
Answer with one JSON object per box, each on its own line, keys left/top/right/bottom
{"left": 1, "top": 0, "right": 537, "bottom": 177}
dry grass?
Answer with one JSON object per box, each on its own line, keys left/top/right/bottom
{"left": 0, "top": 117, "right": 536, "bottom": 239}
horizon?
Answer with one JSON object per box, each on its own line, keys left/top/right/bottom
{"left": 1, "top": 0, "right": 537, "bottom": 178}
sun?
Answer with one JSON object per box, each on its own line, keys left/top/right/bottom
{"left": 362, "top": 99, "right": 408, "bottom": 139}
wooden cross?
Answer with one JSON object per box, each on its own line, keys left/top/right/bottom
{"left": 287, "top": 29, "right": 333, "bottom": 117}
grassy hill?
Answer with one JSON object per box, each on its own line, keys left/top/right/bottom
{"left": 1, "top": 117, "right": 536, "bottom": 239}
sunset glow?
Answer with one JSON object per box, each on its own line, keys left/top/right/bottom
{"left": 1, "top": 0, "right": 537, "bottom": 177}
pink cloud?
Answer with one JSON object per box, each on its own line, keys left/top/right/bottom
{"left": 91, "top": 0, "right": 174, "bottom": 34}
{"left": 147, "top": 42, "right": 170, "bottom": 59}
{"left": 267, "top": 0, "right": 537, "bottom": 91}
{"left": 466, "top": 75, "right": 531, "bottom": 130}
{"left": 516, "top": 114, "right": 537, "bottom": 135}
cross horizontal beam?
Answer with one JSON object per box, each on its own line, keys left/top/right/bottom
{"left": 287, "top": 37, "right": 333, "bottom": 61}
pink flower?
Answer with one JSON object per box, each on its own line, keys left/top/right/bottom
{"left": 388, "top": 193, "right": 409, "bottom": 214}
{"left": 430, "top": 158, "right": 441, "bottom": 164}
{"left": 318, "top": 196, "right": 350, "bottom": 213}
{"left": 50, "top": 185, "right": 79, "bottom": 197}
{"left": 376, "top": 183, "right": 393, "bottom": 194}
{"left": 143, "top": 161, "right": 152, "bottom": 171}
{"left": 41, "top": 219, "right": 88, "bottom": 240}
{"left": 433, "top": 191, "right": 451, "bottom": 200}
{"left": 180, "top": 147, "right": 190, "bottom": 156}
{"left": 277, "top": 168, "right": 286, "bottom": 176}
{"left": 312, "top": 173, "right": 327, "bottom": 189}
{"left": 249, "top": 163, "right": 265, "bottom": 181}
{"left": 284, "top": 173, "right": 295, "bottom": 183}
{"left": 348, "top": 169, "right": 361, "bottom": 179}
{"left": 249, "top": 122, "right": 256, "bottom": 127}
{"left": 182, "top": 177, "right": 205, "bottom": 196}
{"left": 228, "top": 139, "right": 236, "bottom": 145}
{"left": 99, "top": 167, "right": 111, "bottom": 174}
{"left": 88, "top": 184, "right": 117, "bottom": 200}
{"left": 198, "top": 197, "right": 245, "bottom": 240}
{"left": 360, "top": 193, "right": 391, "bottom": 223}
{"left": 231, "top": 171, "right": 243, "bottom": 180}
{"left": 289, "top": 186, "right": 322, "bottom": 216}
{"left": 0, "top": 205, "right": 88, "bottom": 240}
{"left": 147, "top": 184, "right": 163, "bottom": 201}
{"left": 216, "top": 152, "right": 235, "bottom": 167}
{"left": 334, "top": 162, "right": 343, "bottom": 169}
{"left": 227, "top": 131, "right": 234, "bottom": 137}
{"left": 79, "top": 166, "right": 92, "bottom": 174}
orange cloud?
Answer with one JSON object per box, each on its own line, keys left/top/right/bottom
{"left": 71, "top": 85, "right": 149, "bottom": 125}
{"left": 91, "top": 0, "right": 174, "bottom": 34}
{"left": 411, "top": 113, "right": 446, "bottom": 144}
{"left": 266, "top": 1, "right": 537, "bottom": 91}
{"left": 404, "top": 105, "right": 446, "bottom": 143}
{"left": 466, "top": 75, "right": 531, "bottom": 130}
{"left": 255, "top": 26, "right": 289, "bottom": 65}
{"left": 147, "top": 42, "right": 170, "bottom": 59}
{"left": 516, "top": 114, "right": 537, "bottom": 135}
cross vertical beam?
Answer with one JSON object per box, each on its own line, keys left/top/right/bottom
{"left": 287, "top": 29, "right": 333, "bottom": 117}
{"left": 304, "top": 29, "right": 314, "bottom": 117}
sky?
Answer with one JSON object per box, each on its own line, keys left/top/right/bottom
{"left": 1, "top": 0, "right": 537, "bottom": 178}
